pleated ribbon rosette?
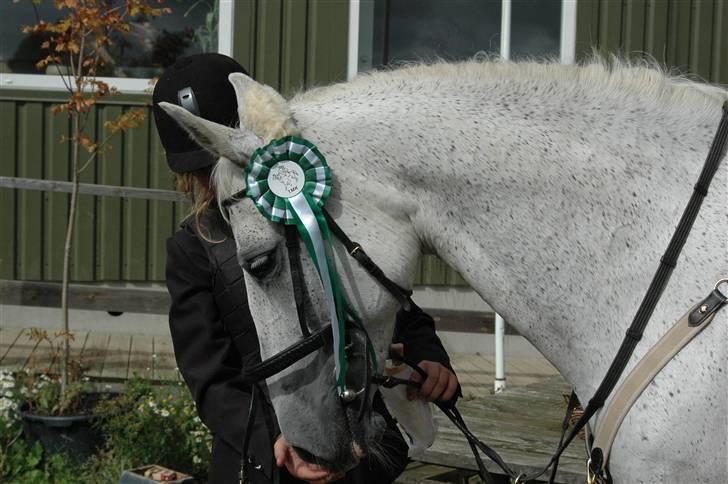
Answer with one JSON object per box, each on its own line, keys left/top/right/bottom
{"left": 244, "top": 136, "right": 352, "bottom": 393}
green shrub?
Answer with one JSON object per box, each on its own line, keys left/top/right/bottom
{"left": 0, "top": 370, "right": 212, "bottom": 483}
{"left": 94, "top": 374, "right": 212, "bottom": 480}
{"left": 1, "top": 370, "right": 83, "bottom": 483}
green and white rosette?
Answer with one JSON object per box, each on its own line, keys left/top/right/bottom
{"left": 244, "top": 136, "right": 350, "bottom": 393}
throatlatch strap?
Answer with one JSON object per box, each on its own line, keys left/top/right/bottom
{"left": 322, "top": 208, "right": 414, "bottom": 311}
{"left": 551, "top": 102, "right": 728, "bottom": 469}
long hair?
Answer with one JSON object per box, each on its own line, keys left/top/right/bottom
{"left": 174, "top": 167, "right": 223, "bottom": 243}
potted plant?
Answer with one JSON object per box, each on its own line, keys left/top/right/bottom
{"left": 14, "top": 0, "right": 169, "bottom": 465}
{"left": 12, "top": 329, "right": 116, "bottom": 466}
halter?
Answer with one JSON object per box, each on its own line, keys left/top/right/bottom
{"left": 224, "top": 102, "right": 728, "bottom": 484}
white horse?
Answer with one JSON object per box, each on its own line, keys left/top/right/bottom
{"left": 160, "top": 58, "right": 728, "bottom": 483}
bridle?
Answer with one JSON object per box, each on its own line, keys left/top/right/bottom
{"left": 224, "top": 102, "right": 728, "bottom": 484}
{"left": 223, "top": 192, "right": 549, "bottom": 484}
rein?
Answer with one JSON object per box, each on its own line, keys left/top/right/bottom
{"left": 227, "top": 101, "right": 728, "bottom": 484}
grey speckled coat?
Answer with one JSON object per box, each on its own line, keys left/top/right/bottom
{"left": 161, "top": 59, "right": 728, "bottom": 483}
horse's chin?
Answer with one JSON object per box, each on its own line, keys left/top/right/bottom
{"left": 292, "top": 445, "right": 358, "bottom": 475}
{"left": 292, "top": 409, "right": 388, "bottom": 475}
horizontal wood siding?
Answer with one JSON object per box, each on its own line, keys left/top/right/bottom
{"left": 577, "top": 0, "right": 728, "bottom": 84}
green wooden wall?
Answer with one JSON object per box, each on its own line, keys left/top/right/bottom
{"left": 0, "top": 97, "right": 184, "bottom": 282}
{"left": 232, "top": 0, "right": 351, "bottom": 95}
{"left": 2, "top": 0, "right": 726, "bottom": 285}
{"left": 576, "top": 0, "right": 728, "bottom": 84}
{"left": 0, "top": 0, "right": 352, "bottom": 283}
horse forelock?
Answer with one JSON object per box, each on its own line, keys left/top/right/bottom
{"left": 212, "top": 157, "right": 245, "bottom": 222}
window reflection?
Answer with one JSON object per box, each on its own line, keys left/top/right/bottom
{"left": 372, "top": 0, "right": 501, "bottom": 67}
{"left": 511, "top": 0, "right": 561, "bottom": 60}
{"left": 1, "top": 0, "right": 218, "bottom": 78}
{"left": 361, "top": 0, "right": 563, "bottom": 70}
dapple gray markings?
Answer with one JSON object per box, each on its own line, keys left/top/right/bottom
{"left": 161, "top": 58, "right": 728, "bottom": 483}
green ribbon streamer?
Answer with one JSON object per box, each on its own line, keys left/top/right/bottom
{"left": 245, "top": 136, "right": 378, "bottom": 393}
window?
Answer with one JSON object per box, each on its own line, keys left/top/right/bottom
{"left": 353, "top": 0, "right": 577, "bottom": 76}
{"left": 0, "top": 0, "right": 234, "bottom": 92}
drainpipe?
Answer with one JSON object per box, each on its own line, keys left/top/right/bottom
{"left": 494, "top": 313, "right": 506, "bottom": 393}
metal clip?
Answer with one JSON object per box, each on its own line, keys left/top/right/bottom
{"left": 587, "top": 459, "right": 597, "bottom": 484}
{"left": 714, "top": 278, "right": 728, "bottom": 301}
{"left": 513, "top": 473, "right": 527, "bottom": 484}
{"left": 338, "top": 386, "right": 365, "bottom": 403}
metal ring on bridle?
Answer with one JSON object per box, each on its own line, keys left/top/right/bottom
{"left": 338, "top": 387, "right": 365, "bottom": 403}
{"left": 714, "top": 278, "right": 728, "bottom": 300}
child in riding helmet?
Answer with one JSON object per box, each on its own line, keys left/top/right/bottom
{"left": 153, "top": 53, "right": 460, "bottom": 484}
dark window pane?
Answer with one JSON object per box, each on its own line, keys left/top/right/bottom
{"left": 1, "top": 0, "right": 218, "bottom": 78}
{"left": 510, "top": 0, "right": 561, "bottom": 60}
{"left": 372, "top": 0, "right": 501, "bottom": 67}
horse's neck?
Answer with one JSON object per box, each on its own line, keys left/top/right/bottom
{"left": 292, "top": 66, "right": 726, "bottom": 398}
{"left": 405, "top": 109, "right": 725, "bottom": 398}
{"left": 305, "top": 84, "right": 726, "bottom": 399}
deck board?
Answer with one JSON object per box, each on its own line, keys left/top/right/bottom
{"left": 420, "top": 376, "right": 586, "bottom": 483}
{"left": 128, "top": 334, "right": 154, "bottom": 380}
{"left": 81, "top": 332, "right": 110, "bottom": 378}
{"left": 1, "top": 329, "right": 584, "bottom": 482}
{"left": 152, "top": 334, "right": 179, "bottom": 382}
{"left": 103, "top": 334, "right": 131, "bottom": 380}
{"left": 0, "top": 328, "right": 37, "bottom": 370}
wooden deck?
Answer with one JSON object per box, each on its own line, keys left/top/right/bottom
{"left": 415, "top": 376, "right": 586, "bottom": 483}
{"left": 1, "top": 327, "right": 585, "bottom": 483}
{"left": 0, "top": 327, "right": 180, "bottom": 383}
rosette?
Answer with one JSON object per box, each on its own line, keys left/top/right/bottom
{"left": 244, "top": 136, "right": 353, "bottom": 394}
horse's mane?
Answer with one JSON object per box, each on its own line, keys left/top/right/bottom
{"left": 292, "top": 55, "right": 727, "bottom": 118}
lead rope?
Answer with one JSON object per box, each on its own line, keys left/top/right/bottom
{"left": 240, "top": 383, "right": 258, "bottom": 484}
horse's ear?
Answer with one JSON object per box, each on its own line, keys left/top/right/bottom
{"left": 228, "top": 72, "right": 300, "bottom": 142}
{"left": 157, "top": 101, "right": 262, "bottom": 165}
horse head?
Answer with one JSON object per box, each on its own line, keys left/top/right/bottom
{"left": 159, "top": 73, "right": 423, "bottom": 473}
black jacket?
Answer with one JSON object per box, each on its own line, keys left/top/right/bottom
{"left": 166, "top": 209, "right": 456, "bottom": 483}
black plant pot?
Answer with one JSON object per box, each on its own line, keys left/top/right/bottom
{"left": 16, "top": 392, "right": 112, "bottom": 466}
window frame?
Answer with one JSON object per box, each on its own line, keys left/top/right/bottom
{"left": 0, "top": 0, "right": 235, "bottom": 93}
{"left": 348, "top": 0, "right": 578, "bottom": 79}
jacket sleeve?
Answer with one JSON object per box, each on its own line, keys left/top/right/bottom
{"left": 165, "top": 231, "right": 280, "bottom": 476}
{"left": 392, "top": 303, "right": 462, "bottom": 403}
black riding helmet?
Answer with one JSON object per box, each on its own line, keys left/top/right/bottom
{"left": 152, "top": 53, "right": 248, "bottom": 173}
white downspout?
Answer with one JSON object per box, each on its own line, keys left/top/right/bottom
{"left": 347, "top": 0, "right": 361, "bottom": 80}
{"left": 494, "top": 0, "right": 512, "bottom": 394}
{"left": 494, "top": 313, "right": 507, "bottom": 393}
{"left": 560, "top": 0, "right": 578, "bottom": 65}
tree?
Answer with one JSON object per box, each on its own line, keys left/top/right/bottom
{"left": 22, "top": 0, "right": 169, "bottom": 402}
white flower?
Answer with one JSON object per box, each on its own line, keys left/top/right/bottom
{"left": 160, "top": 409, "right": 170, "bottom": 417}
{"left": 192, "top": 456, "right": 201, "bottom": 464}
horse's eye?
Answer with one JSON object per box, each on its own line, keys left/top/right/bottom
{"left": 242, "top": 247, "right": 279, "bottom": 279}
